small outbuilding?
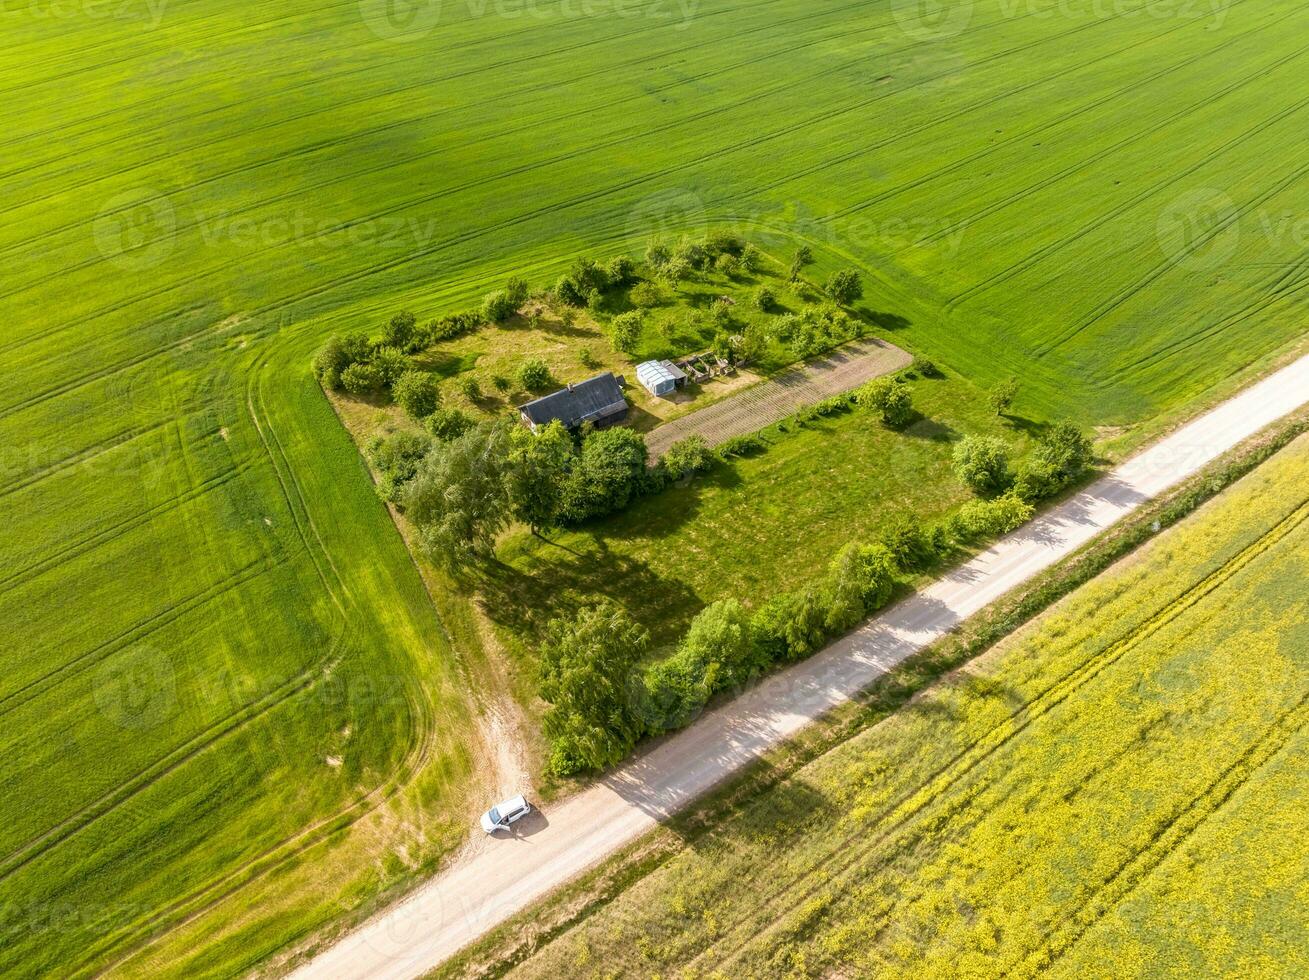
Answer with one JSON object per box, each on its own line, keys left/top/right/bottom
{"left": 635, "top": 359, "right": 688, "bottom": 398}
{"left": 519, "top": 371, "right": 628, "bottom": 432}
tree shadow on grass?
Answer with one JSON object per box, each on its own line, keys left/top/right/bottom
{"left": 1003, "top": 414, "right": 1050, "bottom": 438}
{"left": 902, "top": 416, "right": 957, "bottom": 443}
{"left": 476, "top": 539, "right": 703, "bottom": 649}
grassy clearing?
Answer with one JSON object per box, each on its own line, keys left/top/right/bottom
{"left": 7, "top": 0, "right": 1309, "bottom": 973}
{"left": 494, "top": 432, "right": 1309, "bottom": 979}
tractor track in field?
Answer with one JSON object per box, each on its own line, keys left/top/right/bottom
{"left": 0, "top": 0, "right": 801, "bottom": 186}
{"left": 0, "top": 458, "right": 259, "bottom": 596}
{"left": 0, "top": 0, "right": 1180, "bottom": 430}
{"left": 0, "top": 418, "right": 175, "bottom": 499}
{"left": 769, "top": 0, "right": 1284, "bottom": 221}
{"left": 1034, "top": 153, "right": 1309, "bottom": 358}
{"left": 0, "top": 554, "right": 291, "bottom": 722}
{"left": 0, "top": 0, "right": 1063, "bottom": 318}
{"left": 942, "top": 86, "right": 1309, "bottom": 316}
{"left": 681, "top": 489, "right": 1309, "bottom": 972}
{"left": 1008, "top": 691, "right": 1309, "bottom": 978}
{"left": 911, "top": 42, "right": 1309, "bottom": 251}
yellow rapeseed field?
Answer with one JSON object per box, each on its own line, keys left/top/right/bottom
{"left": 509, "top": 435, "right": 1309, "bottom": 979}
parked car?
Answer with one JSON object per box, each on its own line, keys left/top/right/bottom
{"left": 480, "top": 794, "right": 533, "bottom": 834}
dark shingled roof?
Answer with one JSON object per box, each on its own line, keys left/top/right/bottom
{"left": 519, "top": 372, "right": 628, "bottom": 429}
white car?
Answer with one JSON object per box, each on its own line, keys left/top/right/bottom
{"left": 480, "top": 794, "right": 533, "bottom": 834}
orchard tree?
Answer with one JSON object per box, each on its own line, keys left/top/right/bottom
{"left": 381, "top": 311, "right": 416, "bottom": 349}
{"left": 538, "top": 599, "right": 649, "bottom": 775}
{"left": 402, "top": 417, "right": 515, "bottom": 566}
{"left": 340, "top": 362, "right": 383, "bottom": 396}
{"left": 609, "top": 311, "right": 643, "bottom": 354}
{"left": 952, "top": 435, "right": 1012, "bottom": 493}
{"left": 482, "top": 290, "right": 517, "bottom": 323}
{"left": 517, "top": 358, "right": 553, "bottom": 392}
{"left": 856, "top": 376, "right": 914, "bottom": 428}
{"left": 989, "top": 377, "right": 1019, "bottom": 416}
{"left": 392, "top": 370, "right": 440, "bottom": 420}
{"left": 824, "top": 268, "right": 864, "bottom": 305}
{"left": 507, "top": 420, "right": 576, "bottom": 534}
{"left": 560, "top": 426, "right": 648, "bottom": 522}
{"left": 789, "top": 245, "right": 813, "bottom": 282}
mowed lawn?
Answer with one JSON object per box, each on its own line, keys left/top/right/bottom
{"left": 501, "top": 434, "right": 1309, "bottom": 980}
{"left": 5, "top": 0, "right": 1309, "bottom": 975}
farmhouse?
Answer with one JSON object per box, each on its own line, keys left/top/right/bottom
{"left": 635, "top": 359, "right": 687, "bottom": 397}
{"left": 519, "top": 371, "right": 628, "bottom": 432}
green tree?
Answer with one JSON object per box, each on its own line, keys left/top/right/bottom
{"left": 752, "top": 285, "right": 777, "bottom": 312}
{"left": 366, "top": 430, "right": 432, "bottom": 502}
{"left": 425, "top": 406, "right": 474, "bottom": 442}
{"left": 658, "top": 256, "right": 690, "bottom": 291}
{"left": 824, "top": 541, "right": 898, "bottom": 633}
{"left": 372, "top": 345, "right": 409, "bottom": 386}
{"left": 381, "top": 311, "right": 416, "bottom": 349}
{"left": 506, "top": 421, "right": 575, "bottom": 534}
{"left": 392, "top": 370, "right": 440, "bottom": 420}
{"left": 715, "top": 253, "right": 741, "bottom": 278}
{"left": 560, "top": 426, "right": 647, "bottom": 522}
{"left": 609, "top": 310, "right": 643, "bottom": 354}
{"left": 539, "top": 600, "right": 649, "bottom": 775}
{"left": 340, "top": 362, "right": 383, "bottom": 396}
{"left": 788, "top": 244, "right": 813, "bottom": 282}
{"left": 740, "top": 243, "right": 763, "bottom": 273}
{"left": 989, "top": 377, "right": 1019, "bottom": 416}
{"left": 505, "top": 276, "right": 530, "bottom": 306}
{"left": 952, "top": 435, "right": 1012, "bottom": 493}
{"left": 645, "top": 240, "right": 671, "bottom": 268}
{"left": 824, "top": 268, "right": 864, "bottom": 305}
{"left": 482, "top": 290, "right": 517, "bottom": 323}
{"left": 629, "top": 281, "right": 661, "bottom": 308}
{"left": 402, "top": 418, "right": 515, "bottom": 566}
{"left": 517, "top": 358, "right": 553, "bottom": 392}
{"left": 659, "top": 434, "right": 713, "bottom": 481}
{"left": 855, "top": 376, "right": 914, "bottom": 428}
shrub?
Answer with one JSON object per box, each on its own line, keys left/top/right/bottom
{"left": 911, "top": 356, "right": 942, "bottom": 378}
{"left": 505, "top": 276, "right": 530, "bottom": 306}
{"left": 367, "top": 430, "right": 432, "bottom": 502}
{"left": 716, "top": 433, "right": 765, "bottom": 459}
{"left": 629, "top": 281, "right": 661, "bottom": 308}
{"left": 422, "top": 311, "right": 483, "bottom": 345}
{"left": 948, "top": 493, "right": 1034, "bottom": 543}
{"left": 856, "top": 376, "right": 914, "bottom": 429}
{"left": 392, "top": 370, "right": 440, "bottom": 420}
{"left": 752, "top": 589, "right": 827, "bottom": 663}
{"left": 658, "top": 257, "right": 690, "bottom": 289}
{"left": 457, "top": 374, "right": 483, "bottom": 402}
{"left": 605, "top": 255, "right": 636, "bottom": 286}
{"left": 660, "top": 434, "right": 713, "bottom": 481}
{"left": 559, "top": 426, "right": 648, "bottom": 523}
{"left": 586, "top": 287, "right": 605, "bottom": 312}
{"left": 880, "top": 514, "right": 937, "bottom": 569}
{"left": 381, "top": 311, "right": 416, "bottom": 349}
{"left": 554, "top": 274, "right": 585, "bottom": 307}
{"left": 570, "top": 257, "right": 611, "bottom": 294}
{"left": 424, "top": 406, "right": 474, "bottom": 442}
{"left": 517, "top": 358, "right": 553, "bottom": 392}
{"left": 482, "top": 289, "right": 517, "bottom": 323}
{"left": 372, "top": 345, "right": 409, "bottom": 386}
{"left": 312, "top": 336, "right": 354, "bottom": 390}
{"left": 704, "top": 231, "right": 745, "bottom": 257}
{"left": 952, "top": 436, "right": 1012, "bottom": 493}
{"left": 609, "top": 310, "right": 643, "bottom": 354}
{"left": 340, "top": 362, "right": 384, "bottom": 396}
{"left": 642, "top": 599, "right": 761, "bottom": 733}
{"left": 715, "top": 253, "right": 741, "bottom": 278}
{"left": 645, "top": 240, "right": 671, "bottom": 268}
{"left": 824, "top": 268, "right": 863, "bottom": 305}
{"left": 753, "top": 286, "right": 777, "bottom": 312}
{"left": 539, "top": 600, "right": 648, "bottom": 776}
{"left": 740, "top": 243, "right": 763, "bottom": 273}
{"left": 989, "top": 377, "right": 1019, "bottom": 416}
{"left": 824, "top": 542, "right": 898, "bottom": 633}
{"left": 673, "top": 237, "right": 708, "bottom": 270}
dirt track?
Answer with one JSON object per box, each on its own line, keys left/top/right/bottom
{"left": 287, "top": 351, "right": 1309, "bottom": 980}
{"left": 644, "top": 336, "right": 912, "bottom": 458}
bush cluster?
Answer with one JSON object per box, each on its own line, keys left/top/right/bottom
{"left": 773, "top": 304, "right": 864, "bottom": 360}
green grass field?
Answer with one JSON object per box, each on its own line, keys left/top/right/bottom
{"left": 6, "top": 0, "right": 1309, "bottom": 975}
{"left": 498, "top": 433, "right": 1309, "bottom": 979}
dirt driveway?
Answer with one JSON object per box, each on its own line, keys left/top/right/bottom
{"left": 644, "top": 336, "right": 912, "bottom": 459}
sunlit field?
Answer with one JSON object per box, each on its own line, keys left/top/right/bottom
{"left": 4, "top": 0, "right": 1308, "bottom": 974}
